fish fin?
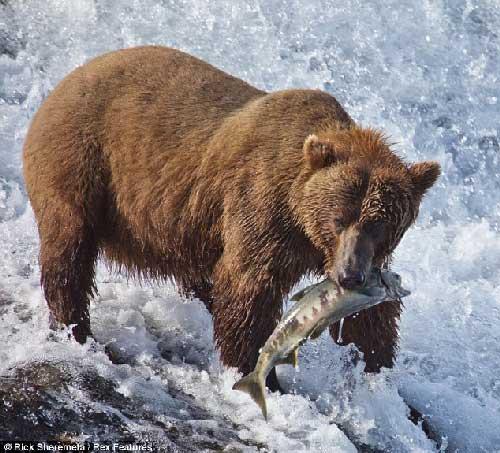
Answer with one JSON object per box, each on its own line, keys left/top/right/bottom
{"left": 309, "top": 326, "right": 324, "bottom": 340}
{"left": 290, "top": 287, "right": 309, "bottom": 302}
{"left": 232, "top": 371, "right": 268, "bottom": 420}
{"left": 276, "top": 348, "right": 299, "bottom": 368}
{"left": 290, "top": 282, "right": 319, "bottom": 301}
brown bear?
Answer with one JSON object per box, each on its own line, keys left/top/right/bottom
{"left": 23, "top": 46, "right": 440, "bottom": 390}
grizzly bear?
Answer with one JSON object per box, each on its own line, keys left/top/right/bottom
{"left": 23, "top": 46, "right": 440, "bottom": 390}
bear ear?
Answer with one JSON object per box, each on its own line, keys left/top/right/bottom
{"left": 408, "top": 161, "right": 441, "bottom": 199}
{"left": 303, "top": 134, "right": 337, "bottom": 170}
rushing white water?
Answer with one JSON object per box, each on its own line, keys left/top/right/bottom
{"left": 337, "top": 318, "right": 345, "bottom": 343}
{"left": 1, "top": 0, "right": 499, "bottom": 451}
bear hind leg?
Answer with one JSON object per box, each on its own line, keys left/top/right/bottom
{"left": 39, "top": 205, "right": 99, "bottom": 344}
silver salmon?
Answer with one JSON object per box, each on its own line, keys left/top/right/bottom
{"left": 232, "top": 269, "right": 410, "bottom": 420}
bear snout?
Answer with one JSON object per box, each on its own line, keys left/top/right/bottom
{"left": 338, "top": 269, "right": 366, "bottom": 290}
{"left": 330, "top": 225, "right": 375, "bottom": 290}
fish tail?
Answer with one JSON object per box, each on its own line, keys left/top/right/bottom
{"left": 232, "top": 371, "right": 267, "bottom": 420}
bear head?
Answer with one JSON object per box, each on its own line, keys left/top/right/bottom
{"left": 299, "top": 127, "right": 440, "bottom": 289}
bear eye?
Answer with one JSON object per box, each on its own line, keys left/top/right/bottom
{"left": 333, "top": 219, "right": 347, "bottom": 234}
{"left": 364, "top": 220, "right": 386, "bottom": 238}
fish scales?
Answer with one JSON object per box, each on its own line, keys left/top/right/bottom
{"left": 232, "top": 269, "right": 410, "bottom": 420}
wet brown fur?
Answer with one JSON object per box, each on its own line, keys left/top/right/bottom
{"left": 23, "top": 46, "right": 440, "bottom": 376}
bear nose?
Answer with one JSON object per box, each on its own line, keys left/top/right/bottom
{"left": 339, "top": 270, "right": 366, "bottom": 290}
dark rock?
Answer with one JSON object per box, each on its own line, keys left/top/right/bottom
{"left": 0, "top": 360, "right": 265, "bottom": 452}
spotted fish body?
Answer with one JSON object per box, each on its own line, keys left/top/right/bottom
{"left": 232, "top": 269, "right": 410, "bottom": 420}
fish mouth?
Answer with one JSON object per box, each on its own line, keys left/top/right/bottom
{"left": 327, "top": 267, "right": 410, "bottom": 300}
{"left": 380, "top": 270, "right": 411, "bottom": 299}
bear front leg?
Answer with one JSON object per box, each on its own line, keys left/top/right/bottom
{"left": 329, "top": 299, "right": 402, "bottom": 372}
{"left": 212, "top": 261, "right": 284, "bottom": 391}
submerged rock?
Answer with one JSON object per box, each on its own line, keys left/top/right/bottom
{"left": 0, "top": 361, "right": 265, "bottom": 452}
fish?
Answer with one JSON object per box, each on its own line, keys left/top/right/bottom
{"left": 232, "top": 269, "right": 410, "bottom": 420}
